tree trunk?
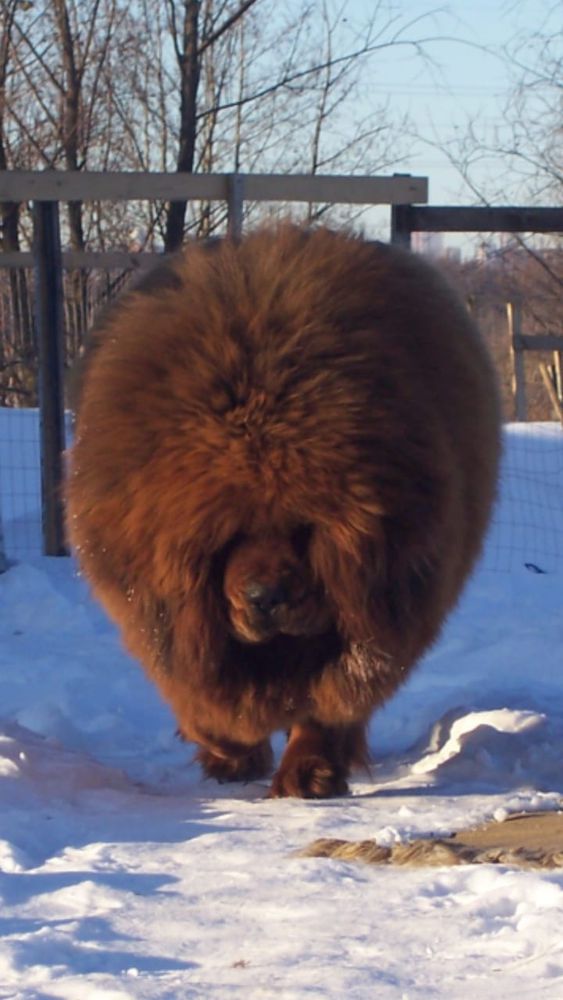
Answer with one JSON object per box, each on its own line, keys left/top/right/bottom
{"left": 53, "top": 0, "right": 88, "bottom": 349}
{"left": 164, "top": 0, "right": 201, "bottom": 252}
{"left": 0, "top": 0, "right": 34, "bottom": 367}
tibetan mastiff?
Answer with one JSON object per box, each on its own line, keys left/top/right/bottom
{"left": 66, "top": 223, "right": 500, "bottom": 797}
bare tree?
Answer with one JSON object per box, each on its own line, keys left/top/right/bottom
{"left": 4, "top": 0, "right": 448, "bottom": 241}
{"left": 495, "top": 3, "right": 562, "bottom": 206}
{"left": 416, "top": 1, "right": 562, "bottom": 310}
{"left": 125, "top": 0, "right": 450, "bottom": 242}
{"left": 1, "top": 0, "right": 452, "bottom": 356}
{"left": 8, "top": 0, "right": 134, "bottom": 344}
{"left": 164, "top": 0, "right": 202, "bottom": 250}
{"left": 439, "top": 15, "right": 561, "bottom": 209}
{"left": 0, "top": 0, "right": 34, "bottom": 403}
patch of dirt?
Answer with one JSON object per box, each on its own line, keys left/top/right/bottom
{"left": 300, "top": 811, "right": 563, "bottom": 869}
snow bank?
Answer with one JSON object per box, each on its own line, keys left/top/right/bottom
{"left": 1, "top": 415, "right": 562, "bottom": 997}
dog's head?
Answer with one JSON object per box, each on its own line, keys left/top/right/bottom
{"left": 221, "top": 528, "right": 333, "bottom": 643}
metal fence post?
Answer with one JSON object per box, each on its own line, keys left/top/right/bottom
{"left": 390, "top": 203, "right": 413, "bottom": 248}
{"left": 227, "top": 174, "right": 245, "bottom": 240}
{"left": 33, "top": 200, "right": 67, "bottom": 556}
{"left": 0, "top": 510, "right": 7, "bottom": 572}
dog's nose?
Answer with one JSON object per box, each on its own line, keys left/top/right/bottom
{"left": 245, "top": 581, "right": 288, "bottom": 615}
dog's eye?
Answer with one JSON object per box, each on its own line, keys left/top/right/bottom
{"left": 292, "top": 524, "right": 313, "bottom": 556}
{"left": 209, "top": 380, "right": 236, "bottom": 414}
{"left": 211, "top": 532, "right": 246, "bottom": 579}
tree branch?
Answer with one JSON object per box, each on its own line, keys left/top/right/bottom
{"left": 198, "top": 0, "right": 262, "bottom": 57}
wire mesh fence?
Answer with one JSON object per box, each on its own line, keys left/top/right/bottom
{"left": 0, "top": 265, "right": 134, "bottom": 408}
{"left": 0, "top": 189, "right": 561, "bottom": 568}
{"left": 481, "top": 423, "right": 563, "bottom": 574}
{"left": 2, "top": 399, "right": 563, "bottom": 571}
{"left": 1, "top": 406, "right": 42, "bottom": 561}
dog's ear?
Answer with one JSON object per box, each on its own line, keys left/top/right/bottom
{"left": 310, "top": 520, "right": 441, "bottom": 666}
{"left": 310, "top": 524, "right": 386, "bottom": 643}
{"left": 88, "top": 565, "right": 229, "bottom": 689}
{"left": 166, "top": 577, "right": 229, "bottom": 684}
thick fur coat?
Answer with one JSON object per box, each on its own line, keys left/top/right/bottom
{"left": 66, "top": 224, "right": 501, "bottom": 797}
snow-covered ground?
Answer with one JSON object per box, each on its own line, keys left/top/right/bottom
{"left": 1, "top": 412, "right": 563, "bottom": 999}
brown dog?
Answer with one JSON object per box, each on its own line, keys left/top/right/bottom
{"left": 66, "top": 224, "right": 500, "bottom": 798}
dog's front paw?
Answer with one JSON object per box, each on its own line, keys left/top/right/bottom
{"left": 269, "top": 753, "right": 349, "bottom": 799}
{"left": 197, "top": 740, "right": 273, "bottom": 784}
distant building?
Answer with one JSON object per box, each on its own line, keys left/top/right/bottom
{"left": 411, "top": 232, "right": 444, "bottom": 257}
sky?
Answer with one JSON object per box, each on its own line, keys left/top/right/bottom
{"left": 345, "top": 0, "right": 555, "bottom": 205}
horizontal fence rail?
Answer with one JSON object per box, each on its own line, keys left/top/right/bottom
{"left": 0, "top": 251, "right": 161, "bottom": 269}
{"left": 391, "top": 205, "right": 563, "bottom": 245}
{"left": 1, "top": 169, "right": 562, "bottom": 558}
{"left": 0, "top": 169, "right": 429, "bottom": 556}
{"left": 0, "top": 170, "right": 428, "bottom": 205}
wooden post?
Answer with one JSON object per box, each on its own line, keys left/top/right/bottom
{"left": 507, "top": 301, "right": 527, "bottom": 422}
{"left": 227, "top": 173, "right": 245, "bottom": 240}
{"left": 33, "top": 200, "right": 68, "bottom": 556}
{"left": 539, "top": 363, "right": 563, "bottom": 425}
{"left": 553, "top": 351, "right": 562, "bottom": 402}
